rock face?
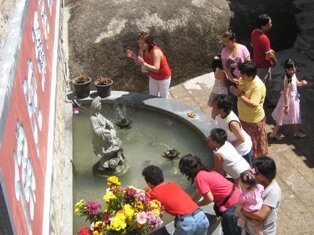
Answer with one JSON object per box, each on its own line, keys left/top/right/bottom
{"left": 65, "top": 0, "right": 231, "bottom": 93}
{"left": 65, "top": 0, "right": 298, "bottom": 93}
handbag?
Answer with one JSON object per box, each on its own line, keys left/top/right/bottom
{"left": 213, "top": 185, "right": 235, "bottom": 217}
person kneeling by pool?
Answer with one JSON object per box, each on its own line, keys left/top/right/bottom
{"left": 142, "top": 165, "right": 209, "bottom": 235}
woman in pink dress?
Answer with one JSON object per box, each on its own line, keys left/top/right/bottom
{"left": 270, "top": 59, "right": 307, "bottom": 140}
{"left": 235, "top": 169, "right": 264, "bottom": 235}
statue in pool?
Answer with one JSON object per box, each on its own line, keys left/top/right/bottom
{"left": 90, "top": 96, "right": 127, "bottom": 175}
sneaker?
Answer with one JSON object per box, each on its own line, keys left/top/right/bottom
{"left": 293, "top": 132, "right": 307, "bottom": 138}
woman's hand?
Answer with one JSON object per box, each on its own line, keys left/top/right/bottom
{"left": 137, "top": 56, "right": 144, "bottom": 65}
{"left": 126, "top": 49, "right": 137, "bottom": 60}
{"left": 230, "top": 86, "right": 242, "bottom": 97}
{"left": 301, "top": 80, "right": 308, "bottom": 86}
{"left": 284, "top": 106, "right": 289, "bottom": 115}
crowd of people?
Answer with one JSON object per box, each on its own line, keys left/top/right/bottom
{"left": 124, "top": 12, "right": 309, "bottom": 235}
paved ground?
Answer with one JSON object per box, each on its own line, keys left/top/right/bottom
{"left": 169, "top": 48, "right": 314, "bottom": 235}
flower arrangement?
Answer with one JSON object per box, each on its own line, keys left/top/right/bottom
{"left": 75, "top": 176, "right": 163, "bottom": 235}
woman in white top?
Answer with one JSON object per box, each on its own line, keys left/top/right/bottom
{"left": 212, "top": 94, "right": 253, "bottom": 166}
{"left": 208, "top": 128, "right": 250, "bottom": 183}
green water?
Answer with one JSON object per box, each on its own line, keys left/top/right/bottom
{"left": 72, "top": 103, "right": 213, "bottom": 233}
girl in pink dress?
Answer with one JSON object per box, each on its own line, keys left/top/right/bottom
{"left": 270, "top": 59, "right": 307, "bottom": 140}
{"left": 236, "top": 169, "right": 264, "bottom": 235}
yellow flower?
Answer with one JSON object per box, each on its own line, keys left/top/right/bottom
{"left": 148, "top": 199, "right": 161, "bottom": 216}
{"left": 92, "top": 221, "right": 105, "bottom": 235}
{"left": 107, "top": 176, "right": 121, "bottom": 187}
{"left": 74, "top": 199, "right": 85, "bottom": 214}
{"left": 151, "top": 209, "right": 161, "bottom": 217}
{"left": 149, "top": 200, "right": 161, "bottom": 210}
{"left": 134, "top": 201, "right": 144, "bottom": 212}
{"left": 92, "top": 231, "right": 103, "bottom": 235}
{"left": 123, "top": 204, "right": 135, "bottom": 220}
{"left": 110, "top": 212, "right": 127, "bottom": 231}
{"left": 103, "top": 191, "right": 117, "bottom": 203}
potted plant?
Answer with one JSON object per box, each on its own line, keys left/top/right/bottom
{"left": 72, "top": 74, "right": 92, "bottom": 98}
{"left": 94, "top": 76, "right": 113, "bottom": 98}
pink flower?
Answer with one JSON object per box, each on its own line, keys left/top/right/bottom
{"left": 136, "top": 211, "right": 148, "bottom": 225}
{"left": 86, "top": 201, "right": 101, "bottom": 216}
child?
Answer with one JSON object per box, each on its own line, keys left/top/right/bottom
{"left": 270, "top": 59, "right": 307, "bottom": 140}
{"left": 208, "top": 55, "right": 228, "bottom": 107}
{"left": 236, "top": 169, "right": 264, "bottom": 235}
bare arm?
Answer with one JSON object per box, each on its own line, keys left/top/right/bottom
{"left": 230, "top": 86, "right": 257, "bottom": 108}
{"left": 242, "top": 204, "right": 272, "bottom": 221}
{"left": 192, "top": 190, "right": 202, "bottom": 202}
{"left": 229, "top": 121, "right": 245, "bottom": 147}
{"left": 211, "top": 103, "right": 219, "bottom": 119}
{"left": 296, "top": 79, "right": 307, "bottom": 87}
{"left": 214, "top": 153, "right": 225, "bottom": 176}
{"left": 126, "top": 49, "right": 140, "bottom": 64}
{"left": 197, "top": 191, "right": 214, "bottom": 207}
{"left": 283, "top": 78, "right": 290, "bottom": 114}
{"left": 222, "top": 59, "right": 236, "bottom": 83}
{"left": 266, "top": 50, "right": 277, "bottom": 66}
{"left": 138, "top": 49, "right": 162, "bottom": 73}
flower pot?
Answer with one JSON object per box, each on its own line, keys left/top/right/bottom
{"left": 94, "top": 79, "right": 113, "bottom": 98}
{"left": 72, "top": 76, "right": 91, "bottom": 98}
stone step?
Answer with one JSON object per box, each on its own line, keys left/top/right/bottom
{"left": 296, "top": 9, "right": 314, "bottom": 24}
{"left": 298, "top": 21, "right": 314, "bottom": 35}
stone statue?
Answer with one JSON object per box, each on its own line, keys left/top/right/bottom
{"left": 90, "top": 96, "right": 127, "bottom": 175}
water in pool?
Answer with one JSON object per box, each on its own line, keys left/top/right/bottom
{"left": 72, "top": 103, "right": 213, "bottom": 233}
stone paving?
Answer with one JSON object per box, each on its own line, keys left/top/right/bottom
{"left": 169, "top": 48, "right": 314, "bottom": 235}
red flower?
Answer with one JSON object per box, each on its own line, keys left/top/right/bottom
{"left": 77, "top": 226, "right": 91, "bottom": 235}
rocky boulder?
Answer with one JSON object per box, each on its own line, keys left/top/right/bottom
{"left": 65, "top": 0, "right": 297, "bottom": 93}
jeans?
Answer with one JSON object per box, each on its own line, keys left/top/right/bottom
{"left": 149, "top": 76, "right": 171, "bottom": 98}
{"left": 242, "top": 148, "right": 253, "bottom": 167}
{"left": 174, "top": 209, "right": 209, "bottom": 235}
{"left": 221, "top": 204, "right": 241, "bottom": 235}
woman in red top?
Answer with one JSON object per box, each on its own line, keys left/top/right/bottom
{"left": 127, "top": 32, "right": 172, "bottom": 98}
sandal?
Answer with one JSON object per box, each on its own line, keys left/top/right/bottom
{"left": 269, "top": 133, "right": 283, "bottom": 141}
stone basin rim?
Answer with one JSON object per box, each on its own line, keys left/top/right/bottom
{"left": 67, "top": 90, "right": 215, "bottom": 141}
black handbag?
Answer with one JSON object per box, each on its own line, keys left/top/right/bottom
{"left": 213, "top": 185, "right": 235, "bottom": 217}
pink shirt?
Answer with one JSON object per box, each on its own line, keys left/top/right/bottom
{"left": 240, "top": 184, "right": 264, "bottom": 212}
{"left": 221, "top": 44, "right": 250, "bottom": 78}
{"left": 195, "top": 170, "right": 240, "bottom": 208}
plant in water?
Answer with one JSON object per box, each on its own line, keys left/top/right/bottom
{"left": 75, "top": 176, "right": 164, "bottom": 235}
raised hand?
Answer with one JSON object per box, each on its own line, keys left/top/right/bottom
{"left": 126, "top": 49, "right": 136, "bottom": 60}
{"left": 137, "top": 56, "right": 144, "bottom": 65}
